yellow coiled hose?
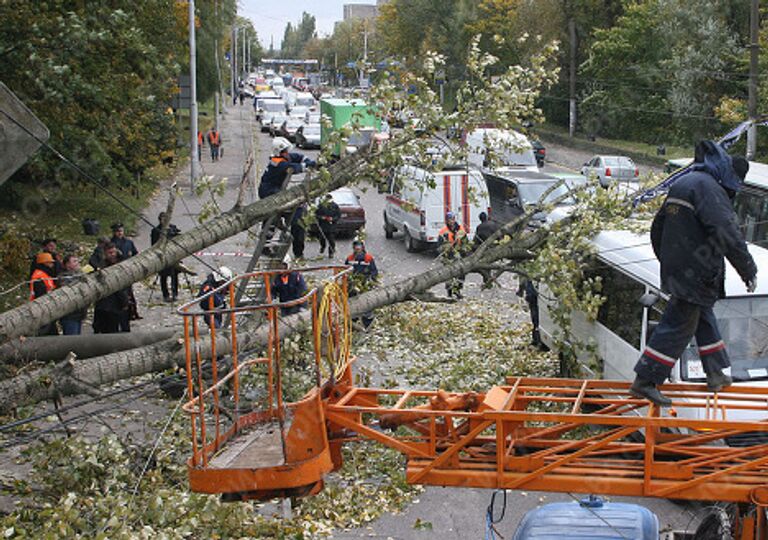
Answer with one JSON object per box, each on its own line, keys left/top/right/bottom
{"left": 317, "top": 278, "right": 352, "bottom": 380}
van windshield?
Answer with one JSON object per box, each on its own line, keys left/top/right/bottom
{"left": 517, "top": 181, "right": 573, "bottom": 206}
{"left": 681, "top": 297, "right": 768, "bottom": 382}
{"left": 263, "top": 101, "right": 285, "bottom": 112}
{"left": 500, "top": 149, "right": 537, "bottom": 167}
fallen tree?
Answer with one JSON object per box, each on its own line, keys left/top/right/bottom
{"left": 0, "top": 204, "right": 554, "bottom": 414}
{"left": 0, "top": 152, "right": 368, "bottom": 345}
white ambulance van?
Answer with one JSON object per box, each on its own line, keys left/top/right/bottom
{"left": 383, "top": 165, "right": 490, "bottom": 252}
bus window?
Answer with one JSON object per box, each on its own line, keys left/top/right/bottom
{"left": 734, "top": 188, "right": 768, "bottom": 247}
{"left": 680, "top": 297, "right": 768, "bottom": 383}
{"left": 589, "top": 265, "right": 645, "bottom": 348}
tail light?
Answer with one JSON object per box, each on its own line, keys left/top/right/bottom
{"left": 634, "top": 168, "right": 639, "bottom": 177}
{"left": 420, "top": 210, "right": 426, "bottom": 227}
{"left": 605, "top": 167, "right": 612, "bottom": 177}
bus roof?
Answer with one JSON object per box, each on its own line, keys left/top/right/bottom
{"left": 592, "top": 229, "right": 768, "bottom": 297}
{"left": 746, "top": 160, "right": 768, "bottom": 190}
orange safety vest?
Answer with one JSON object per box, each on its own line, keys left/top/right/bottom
{"left": 439, "top": 224, "right": 466, "bottom": 246}
{"left": 197, "top": 131, "right": 203, "bottom": 145}
{"left": 209, "top": 131, "right": 220, "bottom": 145}
{"left": 29, "top": 268, "right": 55, "bottom": 300}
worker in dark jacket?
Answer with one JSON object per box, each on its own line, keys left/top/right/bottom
{"left": 291, "top": 203, "right": 307, "bottom": 259}
{"left": 474, "top": 212, "right": 499, "bottom": 288}
{"left": 346, "top": 240, "right": 378, "bottom": 328}
{"left": 198, "top": 267, "right": 233, "bottom": 328}
{"left": 111, "top": 222, "right": 140, "bottom": 324}
{"left": 151, "top": 213, "right": 181, "bottom": 302}
{"left": 631, "top": 142, "right": 758, "bottom": 406}
{"left": 316, "top": 194, "right": 341, "bottom": 258}
{"left": 93, "top": 243, "right": 132, "bottom": 334}
{"left": 271, "top": 264, "right": 307, "bottom": 316}
{"left": 474, "top": 212, "right": 499, "bottom": 244}
{"left": 258, "top": 137, "right": 314, "bottom": 199}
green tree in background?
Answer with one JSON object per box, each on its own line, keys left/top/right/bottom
{"left": 280, "top": 12, "right": 316, "bottom": 59}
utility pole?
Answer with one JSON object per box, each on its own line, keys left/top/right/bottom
{"left": 568, "top": 17, "right": 577, "bottom": 138}
{"left": 747, "top": 0, "right": 760, "bottom": 160}
{"left": 242, "top": 27, "right": 246, "bottom": 80}
{"left": 213, "top": 0, "right": 220, "bottom": 131}
{"left": 232, "top": 26, "right": 238, "bottom": 102}
{"left": 360, "top": 24, "right": 368, "bottom": 88}
{"left": 189, "top": 0, "right": 199, "bottom": 189}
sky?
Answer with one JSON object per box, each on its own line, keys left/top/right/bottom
{"left": 240, "top": 0, "right": 362, "bottom": 51}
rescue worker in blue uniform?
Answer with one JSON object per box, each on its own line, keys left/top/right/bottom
{"left": 197, "top": 266, "right": 233, "bottom": 328}
{"left": 631, "top": 141, "right": 758, "bottom": 406}
{"left": 258, "top": 137, "right": 315, "bottom": 200}
{"left": 271, "top": 264, "right": 307, "bottom": 316}
{"left": 346, "top": 239, "right": 378, "bottom": 328}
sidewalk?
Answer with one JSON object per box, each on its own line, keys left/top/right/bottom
{"left": 131, "top": 102, "right": 264, "bottom": 332}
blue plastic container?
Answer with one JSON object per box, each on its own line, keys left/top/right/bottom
{"left": 512, "top": 496, "right": 659, "bottom": 540}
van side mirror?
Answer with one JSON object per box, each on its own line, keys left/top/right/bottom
{"left": 639, "top": 292, "right": 660, "bottom": 308}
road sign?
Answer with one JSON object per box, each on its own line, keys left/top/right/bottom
{"left": 0, "top": 82, "right": 49, "bottom": 186}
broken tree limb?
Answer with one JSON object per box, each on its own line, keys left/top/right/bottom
{"left": 0, "top": 152, "right": 369, "bottom": 345}
{"left": 0, "top": 329, "right": 176, "bottom": 364}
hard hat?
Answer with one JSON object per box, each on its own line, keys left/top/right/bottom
{"left": 445, "top": 211, "right": 456, "bottom": 220}
{"left": 213, "top": 266, "right": 234, "bottom": 283}
{"left": 352, "top": 239, "right": 364, "bottom": 249}
{"left": 272, "top": 137, "right": 293, "bottom": 156}
{"left": 36, "top": 252, "right": 54, "bottom": 264}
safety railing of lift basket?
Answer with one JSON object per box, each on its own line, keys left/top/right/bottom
{"left": 177, "top": 265, "right": 352, "bottom": 469}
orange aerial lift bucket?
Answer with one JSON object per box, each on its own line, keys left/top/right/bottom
{"left": 178, "top": 265, "right": 352, "bottom": 501}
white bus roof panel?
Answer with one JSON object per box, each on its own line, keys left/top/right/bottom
{"left": 592, "top": 229, "right": 768, "bottom": 297}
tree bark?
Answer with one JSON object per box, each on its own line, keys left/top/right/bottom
{"left": 0, "top": 153, "right": 367, "bottom": 345}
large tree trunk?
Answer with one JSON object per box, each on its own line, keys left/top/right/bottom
{"left": 0, "top": 223, "right": 545, "bottom": 414}
{"left": 0, "top": 153, "right": 368, "bottom": 345}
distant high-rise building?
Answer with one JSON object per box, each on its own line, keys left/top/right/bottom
{"left": 343, "top": 3, "right": 378, "bottom": 22}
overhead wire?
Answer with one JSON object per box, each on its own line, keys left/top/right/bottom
{"left": 0, "top": 106, "right": 221, "bottom": 275}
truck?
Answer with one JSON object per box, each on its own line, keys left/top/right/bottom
{"left": 320, "top": 98, "right": 381, "bottom": 157}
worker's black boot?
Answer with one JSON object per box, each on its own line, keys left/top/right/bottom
{"left": 629, "top": 377, "right": 672, "bottom": 407}
{"left": 706, "top": 369, "right": 733, "bottom": 392}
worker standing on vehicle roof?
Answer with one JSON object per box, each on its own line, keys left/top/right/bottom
{"left": 439, "top": 212, "right": 469, "bottom": 299}
{"left": 631, "top": 141, "right": 758, "bottom": 407}
{"left": 258, "top": 137, "right": 315, "bottom": 200}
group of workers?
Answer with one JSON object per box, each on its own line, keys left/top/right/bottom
{"left": 28, "top": 223, "right": 140, "bottom": 336}
{"left": 196, "top": 128, "right": 222, "bottom": 163}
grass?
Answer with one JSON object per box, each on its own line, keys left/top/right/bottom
{"left": 537, "top": 123, "right": 692, "bottom": 165}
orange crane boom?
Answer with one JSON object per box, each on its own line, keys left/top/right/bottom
{"left": 179, "top": 267, "right": 768, "bottom": 536}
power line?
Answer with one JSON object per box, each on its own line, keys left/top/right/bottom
{"left": 0, "top": 107, "right": 221, "bottom": 275}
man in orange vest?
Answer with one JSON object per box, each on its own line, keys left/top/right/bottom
{"left": 439, "top": 212, "right": 468, "bottom": 299}
{"left": 197, "top": 131, "right": 203, "bottom": 161}
{"left": 30, "top": 252, "right": 59, "bottom": 335}
{"left": 207, "top": 128, "right": 221, "bottom": 162}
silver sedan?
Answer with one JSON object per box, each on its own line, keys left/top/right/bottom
{"left": 581, "top": 155, "right": 639, "bottom": 187}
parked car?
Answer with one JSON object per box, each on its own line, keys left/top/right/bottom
{"left": 305, "top": 112, "right": 321, "bottom": 124}
{"left": 310, "top": 187, "right": 366, "bottom": 236}
{"left": 581, "top": 155, "right": 639, "bottom": 187}
{"left": 268, "top": 113, "right": 289, "bottom": 137}
{"left": 383, "top": 165, "right": 490, "bottom": 252}
{"left": 279, "top": 117, "right": 305, "bottom": 141}
{"left": 295, "top": 123, "right": 321, "bottom": 149}
{"left": 531, "top": 139, "right": 546, "bottom": 167}
{"left": 288, "top": 106, "right": 309, "bottom": 119}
